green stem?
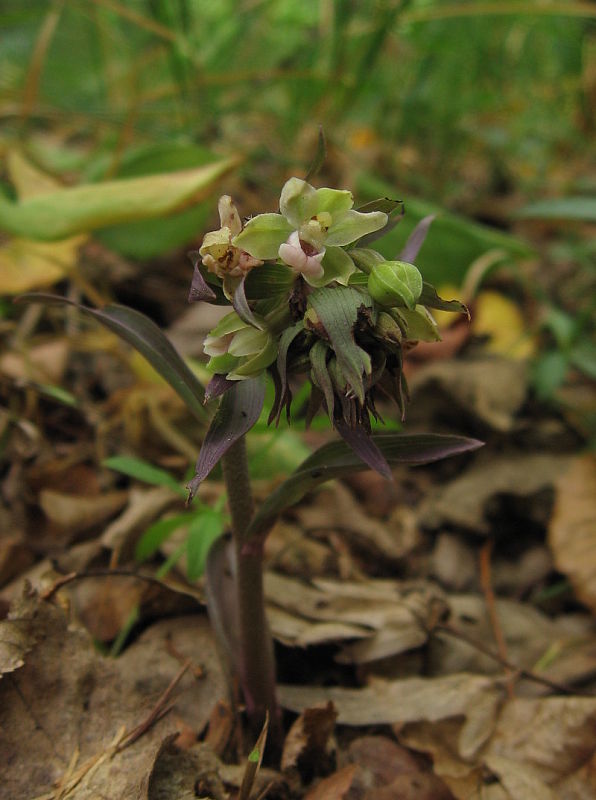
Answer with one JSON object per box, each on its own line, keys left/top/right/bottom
{"left": 221, "top": 436, "right": 281, "bottom": 741}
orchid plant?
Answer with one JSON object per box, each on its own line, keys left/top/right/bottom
{"left": 187, "top": 174, "right": 482, "bottom": 741}
{"left": 17, "top": 167, "right": 482, "bottom": 751}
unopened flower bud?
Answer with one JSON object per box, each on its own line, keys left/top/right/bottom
{"left": 368, "top": 260, "right": 423, "bottom": 310}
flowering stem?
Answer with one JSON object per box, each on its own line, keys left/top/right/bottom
{"left": 221, "top": 435, "right": 281, "bottom": 743}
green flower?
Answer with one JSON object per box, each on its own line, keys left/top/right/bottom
{"left": 203, "top": 311, "right": 277, "bottom": 381}
{"left": 232, "top": 177, "right": 387, "bottom": 287}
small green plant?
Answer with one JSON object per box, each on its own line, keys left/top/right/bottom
{"left": 103, "top": 455, "right": 227, "bottom": 582}
{"left": 17, "top": 155, "right": 482, "bottom": 749}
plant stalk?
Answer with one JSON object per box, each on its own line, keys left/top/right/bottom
{"left": 221, "top": 435, "right": 281, "bottom": 741}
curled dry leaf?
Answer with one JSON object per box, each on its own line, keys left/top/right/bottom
{"left": 0, "top": 589, "right": 39, "bottom": 678}
{"left": 345, "top": 735, "right": 453, "bottom": 799}
{"left": 39, "top": 488, "right": 127, "bottom": 540}
{"left": 304, "top": 764, "right": 358, "bottom": 800}
{"left": 548, "top": 454, "right": 596, "bottom": 613}
{"left": 419, "top": 452, "right": 570, "bottom": 535}
{"left": 408, "top": 356, "right": 528, "bottom": 432}
{"left": 265, "top": 571, "right": 445, "bottom": 661}
{"left": 281, "top": 702, "right": 338, "bottom": 779}
{"left": 279, "top": 672, "right": 502, "bottom": 761}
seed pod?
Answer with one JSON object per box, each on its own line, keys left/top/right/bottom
{"left": 368, "top": 260, "right": 423, "bottom": 310}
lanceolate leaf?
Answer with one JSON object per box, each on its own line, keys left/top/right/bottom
{"left": 304, "top": 126, "right": 327, "bottom": 183}
{"left": 233, "top": 277, "right": 266, "bottom": 330}
{"left": 188, "top": 251, "right": 217, "bottom": 302}
{"left": 205, "top": 373, "right": 236, "bottom": 402}
{"left": 0, "top": 159, "right": 238, "bottom": 240}
{"left": 419, "top": 282, "right": 470, "bottom": 318}
{"left": 307, "top": 286, "right": 372, "bottom": 404}
{"left": 309, "top": 340, "right": 334, "bottom": 419}
{"left": 335, "top": 421, "right": 392, "bottom": 480}
{"left": 247, "top": 433, "right": 483, "bottom": 538}
{"left": 187, "top": 375, "right": 266, "bottom": 501}
{"left": 16, "top": 294, "right": 207, "bottom": 420}
{"left": 399, "top": 214, "right": 436, "bottom": 262}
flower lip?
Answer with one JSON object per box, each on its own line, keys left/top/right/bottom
{"left": 278, "top": 230, "right": 325, "bottom": 279}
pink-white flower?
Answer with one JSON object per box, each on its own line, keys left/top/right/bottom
{"left": 278, "top": 230, "right": 325, "bottom": 279}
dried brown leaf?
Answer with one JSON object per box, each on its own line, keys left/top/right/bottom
{"left": 280, "top": 673, "right": 502, "bottom": 760}
{"left": 0, "top": 594, "right": 225, "bottom": 799}
{"left": 408, "top": 356, "right": 528, "bottom": 432}
{"left": 419, "top": 453, "right": 570, "bottom": 535}
{"left": 281, "top": 702, "right": 337, "bottom": 778}
{"left": 0, "top": 589, "right": 39, "bottom": 677}
{"left": 548, "top": 455, "right": 596, "bottom": 613}
{"left": 304, "top": 764, "right": 358, "bottom": 800}
{"left": 39, "top": 488, "right": 127, "bottom": 538}
{"left": 266, "top": 572, "right": 444, "bottom": 659}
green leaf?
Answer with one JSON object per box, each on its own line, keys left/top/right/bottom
{"left": 517, "top": 197, "right": 596, "bottom": 222}
{"left": 247, "top": 433, "right": 483, "bottom": 538}
{"left": 244, "top": 262, "right": 294, "bottom": 299}
{"left": 307, "top": 286, "right": 372, "bottom": 404}
{"left": 186, "top": 508, "right": 225, "bottom": 581}
{"left": 0, "top": 158, "right": 237, "bottom": 240}
{"left": 16, "top": 294, "right": 207, "bottom": 421}
{"left": 419, "top": 282, "right": 469, "bottom": 317}
{"left": 135, "top": 513, "right": 192, "bottom": 561}
{"left": 532, "top": 351, "right": 569, "bottom": 399}
{"left": 395, "top": 306, "right": 441, "bottom": 342}
{"left": 94, "top": 143, "right": 221, "bottom": 259}
{"left": 103, "top": 455, "right": 187, "bottom": 497}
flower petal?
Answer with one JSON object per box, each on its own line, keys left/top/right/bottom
{"left": 232, "top": 213, "right": 292, "bottom": 260}
{"left": 279, "top": 177, "right": 318, "bottom": 228}
{"left": 217, "top": 195, "right": 242, "bottom": 236}
{"left": 325, "top": 209, "right": 388, "bottom": 246}
{"left": 312, "top": 187, "right": 353, "bottom": 216}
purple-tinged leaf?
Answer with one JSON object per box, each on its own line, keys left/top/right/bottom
{"left": 336, "top": 421, "right": 392, "bottom": 480}
{"left": 188, "top": 251, "right": 217, "bottom": 302}
{"left": 187, "top": 375, "right": 266, "bottom": 501}
{"left": 276, "top": 321, "right": 304, "bottom": 409}
{"left": 419, "top": 282, "right": 470, "bottom": 318}
{"left": 233, "top": 277, "right": 266, "bottom": 330}
{"left": 399, "top": 214, "right": 436, "bottom": 263}
{"left": 304, "top": 126, "right": 327, "bottom": 183}
{"left": 16, "top": 293, "right": 207, "bottom": 420}
{"left": 205, "top": 373, "right": 235, "bottom": 403}
{"left": 247, "top": 433, "right": 483, "bottom": 538}
{"left": 205, "top": 534, "right": 239, "bottom": 666}
{"left": 309, "top": 340, "right": 334, "bottom": 419}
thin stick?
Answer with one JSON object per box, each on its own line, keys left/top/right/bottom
{"left": 117, "top": 661, "right": 190, "bottom": 751}
{"left": 479, "top": 539, "right": 515, "bottom": 699}
{"left": 434, "top": 622, "right": 583, "bottom": 697}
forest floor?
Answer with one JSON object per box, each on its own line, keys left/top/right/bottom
{"left": 1, "top": 208, "right": 596, "bottom": 800}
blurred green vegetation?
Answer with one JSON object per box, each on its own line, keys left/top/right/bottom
{"left": 1, "top": 0, "right": 595, "bottom": 409}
